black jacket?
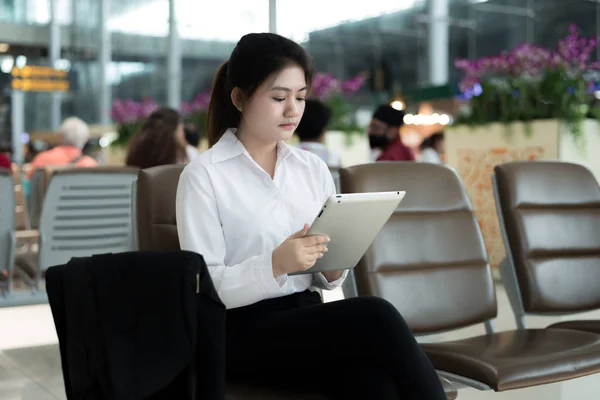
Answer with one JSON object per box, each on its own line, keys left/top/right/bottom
{"left": 46, "top": 250, "right": 226, "bottom": 400}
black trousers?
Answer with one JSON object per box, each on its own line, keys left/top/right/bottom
{"left": 226, "top": 291, "right": 446, "bottom": 400}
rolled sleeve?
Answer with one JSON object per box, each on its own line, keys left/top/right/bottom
{"left": 313, "top": 270, "right": 348, "bottom": 290}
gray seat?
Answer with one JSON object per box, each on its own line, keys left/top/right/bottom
{"left": 0, "top": 169, "right": 16, "bottom": 295}
{"left": 34, "top": 167, "right": 138, "bottom": 283}
{"left": 28, "top": 167, "right": 54, "bottom": 230}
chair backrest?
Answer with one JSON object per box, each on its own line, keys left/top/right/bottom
{"left": 13, "top": 169, "right": 29, "bottom": 230}
{"left": 0, "top": 169, "right": 15, "bottom": 289}
{"left": 329, "top": 166, "right": 341, "bottom": 193}
{"left": 340, "top": 162, "right": 497, "bottom": 334}
{"left": 29, "top": 166, "right": 66, "bottom": 229}
{"left": 494, "top": 161, "right": 600, "bottom": 314}
{"left": 38, "top": 167, "right": 138, "bottom": 270}
{"left": 136, "top": 165, "right": 185, "bottom": 251}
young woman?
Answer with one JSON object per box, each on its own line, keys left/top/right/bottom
{"left": 125, "top": 107, "right": 188, "bottom": 169}
{"left": 175, "top": 33, "right": 446, "bottom": 400}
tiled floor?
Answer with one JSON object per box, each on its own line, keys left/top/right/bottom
{"left": 2, "top": 285, "right": 600, "bottom": 399}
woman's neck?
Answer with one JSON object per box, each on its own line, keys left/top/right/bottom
{"left": 237, "top": 127, "right": 278, "bottom": 178}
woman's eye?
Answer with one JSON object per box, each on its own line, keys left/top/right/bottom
{"left": 296, "top": 97, "right": 306, "bottom": 102}
{"left": 273, "top": 97, "right": 285, "bottom": 102}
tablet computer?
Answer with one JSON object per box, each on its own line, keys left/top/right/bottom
{"left": 291, "top": 191, "right": 406, "bottom": 275}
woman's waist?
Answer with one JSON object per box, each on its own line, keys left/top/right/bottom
{"left": 227, "top": 289, "right": 322, "bottom": 319}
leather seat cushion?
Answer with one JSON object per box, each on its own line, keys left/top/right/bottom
{"left": 422, "top": 329, "right": 600, "bottom": 391}
{"left": 547, "top": 320, "right": 600, "bottom": 335}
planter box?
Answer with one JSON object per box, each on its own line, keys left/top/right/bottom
{"left": 446, "top": 119, "right": 600, "bottom": 268}
{"left": 324, "top": 131, "right": 370, "bottom": 167}
{"left": 104, "top": 146, "right": 127, "bottom": 166}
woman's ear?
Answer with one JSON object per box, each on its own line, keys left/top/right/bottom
{"left": 231, "top": 87, "right": 245, "bottom": 112}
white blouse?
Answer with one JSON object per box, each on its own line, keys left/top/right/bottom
{"left": 176, "top": 129, "right": 347, "bottom": 309}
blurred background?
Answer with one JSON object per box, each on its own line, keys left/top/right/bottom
{"left": 4, "top": 2, "right": 600, "bottom": 399}
{"left": 0, "top": 0, "right": 597, "bottom": 150}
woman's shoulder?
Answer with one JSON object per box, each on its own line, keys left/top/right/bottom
{"left": 289, "top": 145, "right": 330, "bottom": 172}
{"left": 180, "top": 150, "right": 214, "bottom": 181}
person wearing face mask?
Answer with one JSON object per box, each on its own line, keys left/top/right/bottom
{"left": 368, "top": 105, "right": 415, "bottom": 162}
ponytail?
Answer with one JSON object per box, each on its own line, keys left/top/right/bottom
{"left": 207, "top": 60, "right": 240, "bottom": 147}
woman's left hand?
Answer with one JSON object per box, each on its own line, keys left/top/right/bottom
{"left": 322, "top": 270, "right": 344, "bottom": 282}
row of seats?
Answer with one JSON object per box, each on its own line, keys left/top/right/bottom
{"left": 338, "top": 161, "right": 600, "bottom": 393}
{"left": 2, "top": 160, "right": 599, "bottom": 398}
{"left": 0, "top": 167, "right": 138, "bottom": 294}
{"left": 1, "top": 164, "right": 337, "bottom": 292}
{"left": 136, "top": 160, "right": 600, "bottom": 398}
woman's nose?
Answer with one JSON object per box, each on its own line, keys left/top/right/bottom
{"left": 284, "top": 101, "right": 299, "bottom": 118}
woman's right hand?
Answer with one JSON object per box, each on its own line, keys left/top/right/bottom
{"left": 272, "top": 224, "right": 330, "bottom": 277}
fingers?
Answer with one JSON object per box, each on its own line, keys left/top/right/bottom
{"left": 299, "top": 235, "right": 330, "bottom": 247}
{"left": 307, "top": 244, "right": 328, "bottom": 254}
{"left": 288, "top": 223, "right": 310, "bottom": 239}
{"left": 303, "top": 258, "right": 318, "bottom": 270}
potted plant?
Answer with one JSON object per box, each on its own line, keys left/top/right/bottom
{"left": 111, "top": 91, "right": 211, "bottom": 148}
{"left": 454, "top": 24, "right": 600, "bottom": 140}
{"left": 446, "top": 24, "right": 600, "bottom": 271}
{"left": 310, "top": 72, "right": 367, "bottom": 143}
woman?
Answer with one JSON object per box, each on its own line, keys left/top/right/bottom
{"left": 175, "top": 33, "right": 445, "bottom": 400}
{"left": 419, "top": 132, "right": 444, "bottom": 164}
{"left": 125, "top": 107, "right": 188, "bottom": 169}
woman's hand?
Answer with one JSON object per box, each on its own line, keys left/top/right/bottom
{"left": 272, "top": 224, "right": 329, "bottom": 277}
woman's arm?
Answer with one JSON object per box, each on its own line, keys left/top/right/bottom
{"left": 176, "top": 166, "right": 288, "bottom": 309}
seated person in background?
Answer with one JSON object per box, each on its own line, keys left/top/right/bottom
{"left": 368, "top": 104, "right": 415, "bottom": 161}
{"left": 176, "top": 32, "right": 446, "bottom": 400}
{"left": 27, "top": 117, "right": 97, "bottom": 179}
{"left": 0, "top": 143, "right": 12, "bottom": 171}
{"left": 184, "top": 122, "right": 201, "bottom": 161}
{"left": 295, "top": 99, "right": 341, "bottom": 168}
{"left": 419, "top": 132, "right": 444, "bottom": 164}
{"left": 125, "top": 107, "right": 188, "bottom": 169}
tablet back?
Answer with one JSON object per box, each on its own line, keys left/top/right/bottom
{"left": 296, "top": 191, "right": 405, "bottom": 275}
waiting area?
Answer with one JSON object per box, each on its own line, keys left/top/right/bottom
{"left": 2, "top": 160, "right": 600, "bottom": 399}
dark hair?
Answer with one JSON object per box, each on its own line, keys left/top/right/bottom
{"left": 295, "top": 99, "right": 331, "bottom": 142}
{"left": 184, "top": 123, "right": 201, "bottom": 147}
{"left": 420, "top": 132, "right": 444, "bottom": 150}
{"left": 125, "top": 107, "right": 187, "bottom": 169}
{"left": 207, "top": 33, "right": 315, "bottom": 147}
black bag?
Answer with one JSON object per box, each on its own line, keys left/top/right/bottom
{"left": 46, "top": 250, "right": 226, "bottom": 400}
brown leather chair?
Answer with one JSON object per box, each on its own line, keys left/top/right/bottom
{"left": 137, "top": 165, "right": 329, "bottom": 400}
{"left": 493, "top": 161, "right": 600, "bottom": 334}
{"left": 340, "top": 162, "right": 600, "bottom": 392}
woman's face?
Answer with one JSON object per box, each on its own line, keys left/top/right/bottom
{"left": 237, "top": 65, "right": 307, "bottom": 145}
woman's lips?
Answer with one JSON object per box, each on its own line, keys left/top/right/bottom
{"left": 279, "top": 123, "right": 297, "bottom": 130}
